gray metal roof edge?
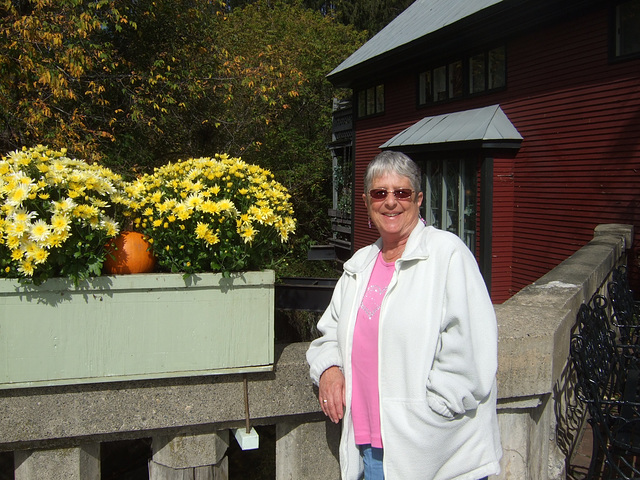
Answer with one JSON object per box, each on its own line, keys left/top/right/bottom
{"left": 379, "top": 105, "right": 523, "bottom": 149}
{"left": 329, "top": 0, "right": 505, "bottom": 79}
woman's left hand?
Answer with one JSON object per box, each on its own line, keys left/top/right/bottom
{"left": 318, "top": 366, "right": 345, "bottom": 423}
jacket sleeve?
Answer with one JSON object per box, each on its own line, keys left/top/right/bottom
{"left": 426, "top": 243, "right": 498, "bottom": 418}
{"left": 306, "top": 273, "right": 347, "bottom": 386}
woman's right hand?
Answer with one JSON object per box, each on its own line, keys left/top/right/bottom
{"left": 318, "top": 366, "right": 345, "bottom": 423}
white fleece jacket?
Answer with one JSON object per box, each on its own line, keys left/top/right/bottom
{"left": 306, "top": 223, "right": 502, "bottom": 480}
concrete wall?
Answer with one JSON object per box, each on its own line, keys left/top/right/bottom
{"left": 0, "top": 224, "right": 633, "bottom": 479}
{"left": 494, "top": 223, "right": 633, "bottom": 479}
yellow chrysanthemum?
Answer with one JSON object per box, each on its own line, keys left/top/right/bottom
{"left": 47, "top": 232, "right": 66, "bottom": 248}
{"left": 18, "top": 260, "right": 34, "bottom": 276}
{"left": 217, "top": 199, "right": 235, "bottom": 212}
{"left": 7, "top": 183, "right": 30, "bottom": 206}
{"left": 6, "top": 235, "right": 22, "bottom": 250}
{"left": 32, "top": 247, "right": 49, "bottom": 264}
{"left": 29, "top": 220, "right": 51, "bottom": 243}
{"left": 51, "top": 214, "right": 71, "bottom": 233}
{"left": 200, "top": 201, "right": 219, "bottom": 215}
{"left": 195, "top": 222, "right": 210, "bottom": 239}
{"left": 185, "top": 194, "right": 203, "bottom": 209}
{"left": 11, "top": 209, "right": 35, "bottom": 224}
{"left": 204, "top": 232, "right": 219, "bottom": 245}
{"left": 54, "top": 198, "right": 76, "bottom": 213}
{"left": 101, "top": 218, "right": 119, "bottom": 237}
{"left": 174, "top": 203, "right": 191, "bottom": 221}
{"left": 239, "top": 225, "right": 256, "bottom": 244}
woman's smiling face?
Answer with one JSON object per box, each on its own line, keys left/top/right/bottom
{"left": 363, "top": 171, "right": 423, "bottom": 244}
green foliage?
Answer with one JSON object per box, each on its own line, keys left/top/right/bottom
{"left": 216, "top": 0, "right": 364, "bottom": 242}
{"left": 226, "top": 0, "right": 417, "bottom": 37}
{"left": 331, "top": 0, "right": 416, "bottom": 36}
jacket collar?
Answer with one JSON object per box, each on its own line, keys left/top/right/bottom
{"left": 344, "top": 221, "right": 430, "bottom": 275}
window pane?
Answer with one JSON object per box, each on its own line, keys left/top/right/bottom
{"left": 426, "top": 161, "right": 442, "bottom": 228}
{"left": 444, "top": 160, "right": 459, "bottom": 234}
{"left": 462, "top": 163, "right": 477, "bottom": 250}
{"left": 448, "top": 60, "right": 463, "bottom": 98}
{"left": 424, "top": 159, "right": 477, "bottom": 251}
{"left": 366, "top": 87, "right": 375, "bottom": 115}
{"left": 433, "top": 66, "right": 447, "bottom": 102}
{"left": 419, "top": 71, "right": 432, "bottom": 104}
{"left": 488, "top": 46, "right": 506, "bottom": 89}
{"left": 617, "top": 0, "right": 640, "bottom": 56}
{"left": 376, "top": 84, "right": 385, "bottom": 112}
{"left": 469, "top": 53, "right": 486, "bottom": 94}
{"left": 358, "top": 90, "right": 366, "bottom": 118}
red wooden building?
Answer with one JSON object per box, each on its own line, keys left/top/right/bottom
{"left": 327, "top": 0, "right": 640, "bottom": 303}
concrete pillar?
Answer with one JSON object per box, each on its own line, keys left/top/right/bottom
{"left": 148, "top": 458, "right": 228, "bottom": 480}
{"left": 276, "top": 420, "right": 340, "bottom": 480}
{"left": 150, "top": 431, "right": 229, "bottom": 480}
{"left": 14, "top": 444, "right": 100, "bottom": 480}
{"left": 495, "top": 394, "right": 561, "bottom": 480}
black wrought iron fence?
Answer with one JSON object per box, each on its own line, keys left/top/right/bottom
{"left": 571, "top": 266, "right": 640, "bottom": 479}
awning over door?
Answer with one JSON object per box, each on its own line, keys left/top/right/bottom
{"left": 380, "top": 104, "right": 522, "bottom": 152}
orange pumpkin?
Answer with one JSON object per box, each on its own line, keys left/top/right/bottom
{"left": 104, "top": 231, "right": 156, "bottom": 274}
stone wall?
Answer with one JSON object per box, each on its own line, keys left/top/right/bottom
{"left": 0, "top": 224, "right": 633, "bottom": 479}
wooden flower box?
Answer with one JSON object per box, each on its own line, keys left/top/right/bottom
{"left": 0, "top": 270, "right": 274, "bottom": 389}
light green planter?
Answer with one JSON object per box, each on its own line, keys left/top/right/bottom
{"left": 0, "top": 270, "right": 274, "bottom": 389}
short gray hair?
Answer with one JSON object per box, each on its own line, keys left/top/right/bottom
{"left": 364, "top": 151, "right": 421, "bottom": 194}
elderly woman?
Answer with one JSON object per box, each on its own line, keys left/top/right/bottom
{"left": 306, "top": 151, "right": 502, "bottom": 479}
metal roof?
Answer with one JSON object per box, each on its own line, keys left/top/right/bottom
{"left": 329, "top": 0, "right": 505, "bottom": 78}
{"left": 379, "top": 105, "right": 522, "bottom": 150}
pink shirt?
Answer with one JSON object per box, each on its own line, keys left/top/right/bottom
{"left": 351, "top": 252, "right": 395, "bottom": 448}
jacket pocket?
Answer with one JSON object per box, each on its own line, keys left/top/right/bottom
{"left": 382, "top": 398, "right": 480, "bottom": 479}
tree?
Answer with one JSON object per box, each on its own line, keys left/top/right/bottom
{"left": 225, "top": 0, "right": 417, "bottom": 37}
{"left": 1, "top": 0, "right": 133, "bottom": 161}
{"left": 332, "top": 0, "right": 416, "bottom": 36}
{"left": 213, "top": 0, "right": 365, "bottom": 242}
{"left": 1, "top": 0, "right": 365, "bottom": 249}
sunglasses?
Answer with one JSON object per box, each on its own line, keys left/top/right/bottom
{"left": 368, "top": 188, "right": 414, "bottom": 200}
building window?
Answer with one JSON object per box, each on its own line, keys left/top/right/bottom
{"left": 357, "top": 84, "right": 384, "bottom": 118}
{"left": 419, "top": 46, "right": 505, "bottom": 105}
{"left": 419, "top": 62, "right": 462, "bottom": 103}
{"left": 449, "top": 60, "right": 464, "bottom": 99}
{"left": 469, "top": 53, "right": 486, "bottom": 94}
{"left": 422, "top": 159, "right": 477, "bottom": 251}
{"left": 487, "top": 46, "right": 506, "bottom": 89}
{"left": 433, "top": 66, "right": 447, "bottom": 101}
{"left": 614, "top": 0, "right": 640, "bottom": 58}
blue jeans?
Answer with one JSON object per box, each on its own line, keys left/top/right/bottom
{"left": 358, "top": 446, "right": 489, "bottom": 480}
{"left": 359, "top": 444, "right": 384, "bottom": 480}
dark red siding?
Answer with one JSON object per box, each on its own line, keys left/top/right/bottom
{"left": 491, "top": 157, "right": 516, "bottom": 301}
{"left": 352, "top": 7, "right": 640, "bottom": 303}
{"left": 504, "top": 11, "right": 640, "bottom": 298}
{"left": 353, "top": 74, "right": 421, "bottom": 250}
